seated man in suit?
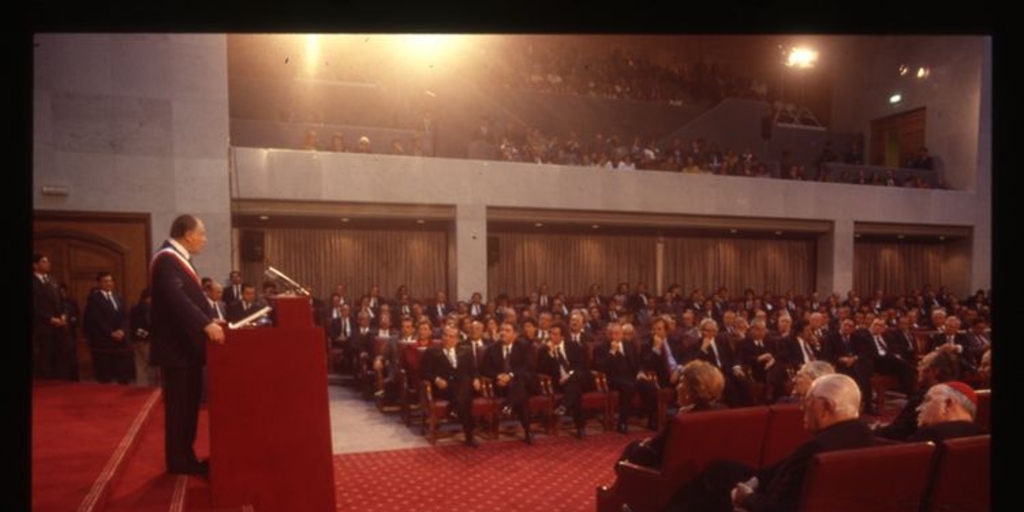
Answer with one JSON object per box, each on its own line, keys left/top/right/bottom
{"left": 225, "top": 284, "right": 267, "bottom": 324}
{"left": 823, "top": 318, "right": 873, "bottom": 413}
{"left": 670, "top": 373, "right": 873, "bottom": 512}
{"left": 857, "top": 318, "right": 916, "bottom": 396}
{"left": 640, "top": 317, "right": 684, "bottom": 430}
{"left": 422, "top": 325, "right": 481, "bottom": 447}
{"left": 910, "top": 381, "right": 986, "bottom": 442}
{"left": 481, "top": 321, "right": 539, "bottom": 444}
{"left": 928, "top": 316, "right": 975, "bottom": 374}
{"left": 884, "top": 314, "right": 920, "bottom": 362}
{"left": 684, "top": 318, "right": 750, "bottom": 407}
{"left": 737, "top": 319, "right": 786, "bottom": 403}
{"left": 595, "top": 322, "right": 657, "bottom": 433}
{"left": 537, "top": 322, "right": 592, "bottom": 439}
{"left": 775, "top": 360, "right": 835, "bottom": 404}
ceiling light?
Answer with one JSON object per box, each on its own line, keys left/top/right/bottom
{"left": 259, "top": 215, "right": 269, "bottom": 221}
{"left": 854, "top": 233, "right": 862, "bottom": 238}
{"left": 897, "top": 235, "right": 906, "bottom": 239}
{"left": 416, "top": 219, "right": 426, "bottom": 224}
{"left": 916, "top": 67, "right": 930, "bottom": 79}
{"left": 785, "top": 47, "right": 818, "bottom": 69}
{"left": 341, "top": 218, "right": 349, "bottom": 222}
{"left": 535, "top": 223, "right": 544, "bottom": 227}
{"left": 591, "top": 224, "right": 600, "bottom": 229}
{"left": 898, "top": 64, "right": 909, "bottom": 76}
{"left": 729, "top": 229, "right": 738, "bottom": 234}
{"left": 889, "top": 93, "right": 903, "bottom": 104}
{"left": 775, "top": 231, "right": 783, "bottom": 235}
{"left": 938, "top": 236, "right": 946, "bottom": 241}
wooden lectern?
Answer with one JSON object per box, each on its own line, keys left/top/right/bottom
{"left": 206, "top": 295, "right": 336, "bottom": 512}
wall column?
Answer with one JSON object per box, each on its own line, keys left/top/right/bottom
{"left": 818, "top": 219, "right": 855, "bottom": 296}
{"left": 454, "top": 204, "right": 488, "bottom": 301}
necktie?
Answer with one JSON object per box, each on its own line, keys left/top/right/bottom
{"left": 801, "top": 339, "right": 815, "bottom": 362}
{"left": 710, "top": 341, "right": 722, "bottom": 367}
{"left": 557, "top": 345, "right": 570, "bottom": 372}
{"left": 446, "top": 348, "right": 457, "bottom": 368}
{"left": 106, "top": 291, "right": 118, "bottom": 311}
{"left": 503, "top": 345, "right": 511, "bottom": 372}
{"left": 874, "top": 335, "right": 888, "bottom": 356}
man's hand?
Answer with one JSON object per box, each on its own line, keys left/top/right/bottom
{"left": 435, "top": 378, "right": 448, "bottom": 390}
{"left": 111, "top": 329, "right": 126, "bottom": 342}
{"left": 205, "top": 322, "right": 225, "bottom": 344}
{"left": 473, "top": 378, "right": 481, "bottom": 391}
{"left": 372, "top": 357, "right": 384, "bottom": 372}
{"left": 497, "top": 373, "right": 512, "bottom": 386}
{"left": 49, "top": 316, "right": 67, "bottom": 327}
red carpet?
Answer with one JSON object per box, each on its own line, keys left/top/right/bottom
{"left": 32, "top": 381, "right": 160, "bottom": 512}
{"left": 333, "top": 431, "right": 648, "bottom": 512}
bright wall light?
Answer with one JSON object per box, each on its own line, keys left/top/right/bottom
{"left": 889, "top": 93, "right": 903, "bottom": 104}
{"left": 390, "top": 34, "right": 465, "bottom": 69}
{"left": 304, "top": 34, "right": 320, "bottom": 76}
{"left": 785, "top": 47, "right": 819, "bottom": 68}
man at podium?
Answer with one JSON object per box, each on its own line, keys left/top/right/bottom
{"left": 150, "top": 214, "right": 225, "bottom": 476}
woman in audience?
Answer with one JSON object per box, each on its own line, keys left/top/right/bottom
{"left": 617, "top": 360, "right": 727, "bottom": 471}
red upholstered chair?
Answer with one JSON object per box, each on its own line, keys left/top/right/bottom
{"left": 924, "top": 435, "right": 990, "bottom": 512}
{"left": 597, "top": 406, "right": 770, "bottom": 512}
{"left": 797, "top": 442, "right": 936, "bottom": 512}
{"left": 974, "top": 389, "right": 990, "bottom": 431}
{"left": 870, "top": 374, "right": 902, "bottom": 412}
{"left": 419, "top": 379, "right": 455, "bottom": 444}
{"left": 761, "top": 403, "right": 812, "bottom": 467}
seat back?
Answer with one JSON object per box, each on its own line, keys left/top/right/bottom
{"left": 974, "top": 389, "right": 990, "bottom": 431}
{"left": 798, "top": 442, "right": 936, "bottom": 512}
{"left": 762, "top": 403, "right": 812, "bottom": 467}
{"left": 661, "top": 406, "right": 769, "bottom": 483}
{"left": 924, "top": 435, "right": 990, "bottom": 512}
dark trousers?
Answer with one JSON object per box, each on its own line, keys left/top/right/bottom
{"left": 835, "top": 358, "right": 873, "bottom": 410}
{"left": 495, "top": 374, "right": 539, "bottom": 429}
{"left": 35, "top": 330, "right": 75, "bottom": 380}
{"left": 554, "top": 372, "right": 591, "bottom": 428}
{"left": 868, "top": 356, "right": 916, "bottom": 395}
{"left": 667, "top": 459, "right": 756, "bottom": 512}
{"left": 161, "top": 364, "right": 203, "bottom": 472}
{"left": 91, "top": 341, "right": 135, "bottom": 384}
{"left": 609, "top": 377, "right": 657, "bottom": 425}
{"left": 434, "top": 378, "right": 476, "bottom": 438}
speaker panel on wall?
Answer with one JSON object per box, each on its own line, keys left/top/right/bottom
{"left": 241, "top": 230, "right": 265, "bottom": 262}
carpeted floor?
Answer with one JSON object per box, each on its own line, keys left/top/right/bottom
{"left": 333, "top": 430, "right": 649, "bottom": 512}
{"left": 32, "top": 381, "right": 158, "bottom": 512}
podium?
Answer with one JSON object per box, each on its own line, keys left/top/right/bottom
{"left": 206, "top": 295, "right": 336, "bottom": 512}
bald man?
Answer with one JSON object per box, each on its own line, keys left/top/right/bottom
{"left": 673, "top": 374, "right": 873, "bottom": 512}
{"left": 909, "top": 381, "right": 986, "bottom": 443}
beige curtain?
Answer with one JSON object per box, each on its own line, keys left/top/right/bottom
{"left": 239, "top": 227, "right": 448, "bottom": 301}
{"left": 663, "top": 237, "right": 816, "bottom": 296}
{"left": 854, "top": 242, "right": 944, "bottom": 297}
{"left": 487, "top": 232, "right": 656, "bottom": 299}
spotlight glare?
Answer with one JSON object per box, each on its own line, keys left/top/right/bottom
{"left": 916, "top": 67, "right": 930, "bottom": 79}
{"left": 785, "top": 47, "right": 818, "bottom": 69}
{"left": 889, "top": 93, "right": 903, "bottom": 104}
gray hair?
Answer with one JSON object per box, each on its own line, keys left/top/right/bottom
{"left": 808, "top": 373, "right": 861, "bottom": 419}
{"left": 798, "top": 361, "right": 835, "bottom": 381}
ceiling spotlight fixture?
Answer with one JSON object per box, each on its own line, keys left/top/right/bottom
{"left": 341, "top": 218, "right": 349, "bottom": 222}
{"left": 939, "top": 236, "right": 946, "bottom": 241}
{"left": 775, "top": 231, "right": 783, "bottom": 235}
{"left": 916, "top": 67, "right": 930, "bottom": 79}
{"left": 591, "top": 224, "right": 600, "bottom": 229}
{"left": 535, "top": 223, "right": 544, "bottom": 227}
{"left": 898, "top": 64, "right": 909, "bottom": 76}
{"left": 889, "top": 93, "right": 903, "bottom": 105}
{"left": 854, "top": 233, "right": 862, "bottom": 238}
{"left": 729, "top": 229, "right": 738, "bottom": 234}
{"left": 259, "top": 215, "right": 269, "bottom": 221}
{"left": 897, "top": 234, "right": 906, "bottom": 239}
{"left": 416, "top": 219, "right": 426, "bottom": 224}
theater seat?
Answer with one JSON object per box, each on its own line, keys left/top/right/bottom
{"left": 923, "top": 435, "right": 989, "bottom": 512}
{"left": 974, "top": 389, "right": 990, "bottom": 431}
{"left": 798, "top": 442, "right": 936, "bottom": 512}
{"left": 761, "top": 403, "right": 811, "bottom": 467}
{"left": 598, "top": 406, "right": 769, "bottom": 512}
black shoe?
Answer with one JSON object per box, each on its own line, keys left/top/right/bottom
{"left": 524, "top": 430, "right": 534, "bottom": 445}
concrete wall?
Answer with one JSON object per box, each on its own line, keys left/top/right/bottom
{"left": 829, "top": 35, "right": 985, "bottom": 192}
{"left": 33, "top": 33, "right": 232, "bottom": 281}
{"left": 231, "top": 148, "right": 990, "bottom": 295}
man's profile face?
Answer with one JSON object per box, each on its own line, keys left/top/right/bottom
{"left": 35, "top": 256, "right": 52, "bottom": 274}
{"left": 99, "top": 275, "right": 115, "bottom": 292}
{"left": 183, "top": 220, "right": 207, "bottom": 254}
{"left": 242, "top": 287, "right": 256, "bottom": 303}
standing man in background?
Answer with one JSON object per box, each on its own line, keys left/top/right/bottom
{"left": 150, "top": 214, "right": 225, "bottom": 476}
{"left": 84, "top": 272, "right": 132, "bottom": 384}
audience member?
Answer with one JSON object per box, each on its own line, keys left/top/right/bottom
{"left": 910, "top": 381, "right": 986, "bottom": 442}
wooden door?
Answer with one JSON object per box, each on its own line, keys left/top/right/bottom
{"left": 33, "top": 212, "right": 151, "bottom": 381}
{"left": 870, "top": 107, "right": 926, "bottom": 167}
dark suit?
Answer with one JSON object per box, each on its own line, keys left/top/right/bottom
{"left": 226, "top": 300, "right": 266, "bottom": 324}
{"left": 537, "top": 341, "right": 592, "bottom": 429}
{"left": 855, "top": 331, "right": 915, "bottom": 395}
{"left": 822, "top": 331, "right": 873, "bottom": 408}
{"left": 149, "top": 240, "right": 214, "bottom": 474}
{"left": 481, "top": 340, "right": 538, "bottom": 430}
{"left": 422, "top": 345, "right": 478, "bottom": 440}
{"left": 928, "top": 332, "right": 974, "bottom": 372}
{"left": 737, "top": 335, "right": 787, "bottom": 403}
{"left": 884, "top": 328, "right": 919, "bottom": 361}
{"left": 33, "top": 273, "right": 72, "bottom": 379}
{"left": 222, "top": 283, "right": 244, "bottom": 307}
{"left": 677, "top": 419, "right": 874, "bottom": 512}
{"left": 874, "top": 390, "right": 925, "bottom": 441}
{"left": 778, "top": 335, "right": 822, "bottom": 369}
{"left": 685, "top": 336, "right": 750, "bottom": 407}
{"left": 83, "top": 287, "right": 132, "bottom": 384}
{"left": 594, "top": 340, "right": 656, "bottom": 426}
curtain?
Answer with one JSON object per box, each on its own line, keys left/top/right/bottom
{"left": 854, "top": 242, "right": 944, "bottom": 297}
{"left": 487, "top": 232, "right": 656, "bottom": 300}
{"left": 238, "top": 227, "right": 448, "bottom": 302}
{"left": 662, "top": 237, "right": 816, "bottom": 296}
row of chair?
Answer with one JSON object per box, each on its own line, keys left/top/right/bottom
{"left": 596, "top": 402, "right": 991, "bottom": 512}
